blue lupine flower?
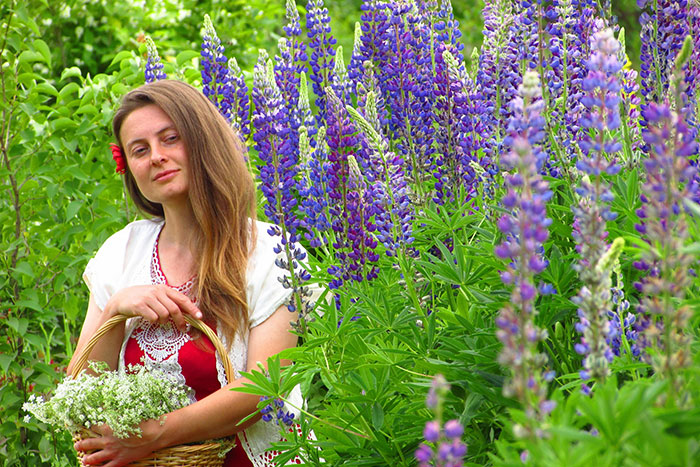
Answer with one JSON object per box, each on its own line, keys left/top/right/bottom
{"left": 259, "top": 396, "right": 296, "bottom": 426}
{"left": 306, "top": 0, "right": 337, "bottom": 125}
{"left": 227, "top": 57, "right": 251, "bottom": 140}
{"left": 634, "top": 101, "right": 697, "bottom": 379}
{"left": 347, "top": 96, "right": 415, "bottom": 257}
{"left": 358, "top": 0, "right": 391, "bottom": 90}
{"left": 571, "top": 26, "right": 625, "bottom": 388}
{"left": 144, "top": 36, "right": 166, "bottom": 83}
{"left": 560, "top": 2, "right": 597, "bottom": 158}
{"left": 477, "top": 0, "right": 521, "bottom": 145}
{"left": 252, "top": 53, "right": 313, "bottom": 332}
{"left": 432, "top": 46, "right": 485, "bottom": 206}
{"left": 325, "top": 90, "right": 379, "bottom": 291}
{"left": 201, "top": 15, "right": 234, "bottom": 121}
{"left": 299, "top": 125, "right": 333, "bottom": 247}
{"left": 434, "top": 0, "right": 465, "bottom": 63}
{"left": 347, "top": 22, "right": 364, "bottom": 96}
{"left": 638, "top": 0, "right": 689, "bottom": 109}
{"left": 494, "top": 71, "right": 555, "bottom": 433}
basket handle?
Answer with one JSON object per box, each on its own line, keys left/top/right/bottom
{"left": 69, "top": 314, "right": 234, "bottom": 383}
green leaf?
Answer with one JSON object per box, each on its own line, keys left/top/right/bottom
{"left": 33, "top": 82, "right": 58, "bottom": 97}
{"left": 60, "top": 67, "right": 82, "bottom": 81}
{"left": 51, "top": 117, "right": 77, "bottom": 131}
{"left": 0, "top": 353, "right": 15, "bottom": 373}
{"left": 58, "top": 82, "right": 80, "bottom": 102}
{"left": 18, "top": 50, "right": 44, "bottom": 66}
{"left": 371, "top": 402, "right": 384, "bottom": 430}
{"left": 176, "top": 50, "right": 200, "bottom": 66}
{"left": 66, "top": 200, "right": 83, "bottom": 220}
{"left": 658, "top": 408, "right": 700, "bottom": 438}
{"left": 108, "top": 50, "right": 135, "bottom": 70}
{"left": 7, "top": 317, "right": 29, "bottom": 336}
{"left": 32, "top": 39, "right": 51, "bottom": 68}
{"left": 12, "top": 262, "right": 34, "bottom": 279}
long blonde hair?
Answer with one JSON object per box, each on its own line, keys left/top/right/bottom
{"left": 112, "top": 80, "right": 256, "bottom": 344}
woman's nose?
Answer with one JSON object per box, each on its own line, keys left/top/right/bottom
{"left": 150, "top": 146, "right": 167, "bottom": 165}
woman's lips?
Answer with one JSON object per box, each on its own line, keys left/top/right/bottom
{"left": 153, "top": 169, "right": 178, "bottom": 181}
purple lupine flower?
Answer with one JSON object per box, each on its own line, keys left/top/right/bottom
{"left": 571, "top": 26, "right": 624, "bottom": 388}
{"left": 252, "top": 53, "right": 313, "bottom": 333}
{"left": 425, "top": 374, "right": 449, "bottom": 410}
{"left": 259, "top": 396, "right": 296, "bottom": 426}
{"left": 634, "top": 101, "right": 697, "bottom": 387}
{"left": 347, "top": 22, "right": 365, "bottom": 96}
{"left": 358, "top": 0, "right": 391, "bottom": 90}
{"left": 477, "top": 0, "right": 521, "bottom": 145}
{"left": 330, "top": 46, "right": 353, "bottom": 104}
{"left": 512, "top": 0, "right": 539, "bottom": 74}
{"left": 201, "top": 15, "right": 234, "bottom": 121}
{"left": 325, "top": 90, "right": 378, "bottom": 291}
{"left": 347, "top": 96, "right": 415, "bottom": 257}
{"left": 379, "top": 5, "right": 437, "bottom": 197}
{"left": 281, "top": 0, "right": 309, "bottom": 131}
{"left": 306, "top": 0, "right": 337, "bottom": 125}
{"left": 494, "top": 71, "right": 555, "bottom": 434}
{"left": 687, "top": 3, "right": 700, "bottom": 130}
{"left": 299, "top": 124, "right": 333, "bottom": 247}
{"left": 333, "top": 154, "right": 380, "bottom": 286}
{"left": 416, "top": 375, "right": 467, "bottom": 467}
{"left": 606, "top": 259, "right": 639, "bottom": 357}
{"left": 274, "top": 37, "right": 303, "bottom": 176}
{"left": 227, "top": 57, "right": 251, "bottom": 140}
{"left": 431, "top": 46, "right": 481, "bottom": 206}
{"left": 144, "top": 36, "right": 166, "bottom": 83}
{"left": 560, "top": 1, "right": 597, "bottom": 158}
{"left": 617, "top": 30, "right": 643, "bottom": 164}
{"left": 434, "top": 0, "right": 465, "bottom": 64}
{"left": 383, "top": 1, "right": 416, "bottom": 135}
{"left": 638, "top": 0, "right": 689, "bottom": 109}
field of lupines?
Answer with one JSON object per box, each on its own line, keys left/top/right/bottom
{"left": 4, "top": 0, "right": 700, "bottom": 465}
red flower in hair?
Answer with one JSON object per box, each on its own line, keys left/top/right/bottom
{"left": 110, "top": 143, "right": 126, "bottom": 174}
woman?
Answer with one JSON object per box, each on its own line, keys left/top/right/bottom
{"left": 67, "top": 80, "right": 304, "bottom": 467}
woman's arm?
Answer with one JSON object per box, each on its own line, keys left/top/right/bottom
{"left": 67, "top": 294, "right": 124, "bottom": 374}
{"left": 76, "top": 303, "right": 298, "bottom": 467}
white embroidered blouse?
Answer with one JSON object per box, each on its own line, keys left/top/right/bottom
{"left": 82, "top": 218, "right": 304, "bottom": 466}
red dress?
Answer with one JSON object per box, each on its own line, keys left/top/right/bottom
{"left": 122, "top": 233, "right": 253, "bottom": 467}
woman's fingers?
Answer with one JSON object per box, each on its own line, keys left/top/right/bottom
{"left": 165, "top": 287, "right": 203, "bottom": 319}
{"left": 109, "top": 285, "right": 201, "bottom": 330}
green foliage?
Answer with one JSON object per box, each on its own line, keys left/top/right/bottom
{"left": 493, "top": 377, "right": 700, "bottom": 466}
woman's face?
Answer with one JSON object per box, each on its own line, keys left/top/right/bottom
{"left": 119, "top": 104, "right": 190, "bottom": 208}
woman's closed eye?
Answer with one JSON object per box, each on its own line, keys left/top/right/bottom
{"left": 130, "top": 145, "right": 148, "bottom": 157}
{"left": 163, "top": 133, "right": 179, "bottom": 144}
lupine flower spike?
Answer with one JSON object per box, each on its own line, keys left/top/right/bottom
{"left": 144, "top": 36, "right": 167, "bottom": 83}
{"left": 634, "top": 41, "right": 698, "bottom": 405}
{"left": 415, "top": 375, "right": 468, "bottom": 467}
{"left": 571, "top": 25, "right": 624, "bottom": 393}
{"left": 494, "top": 71, "right": 555, "bottom": 437}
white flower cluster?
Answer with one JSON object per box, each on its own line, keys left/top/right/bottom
{"left": 23, "top": 361, "right": 189, "bottom": 439}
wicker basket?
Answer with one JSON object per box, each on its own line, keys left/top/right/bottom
{"left": 70, "top": 314, "right": 235, "bottom": 466}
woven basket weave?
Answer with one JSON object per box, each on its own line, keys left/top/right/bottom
{"left": 70, "top": 314, "right": 234, "bottom": 466}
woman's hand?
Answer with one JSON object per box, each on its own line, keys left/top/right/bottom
{"left": 105, "top": 285, "right": 202, "bottom": 332}
{"left": 75, "top": 420, "right": 164, "bottom": 467}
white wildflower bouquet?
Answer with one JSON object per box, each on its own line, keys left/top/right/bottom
{"left": 23, "top": 361, "right": 190, "bottom": 439}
